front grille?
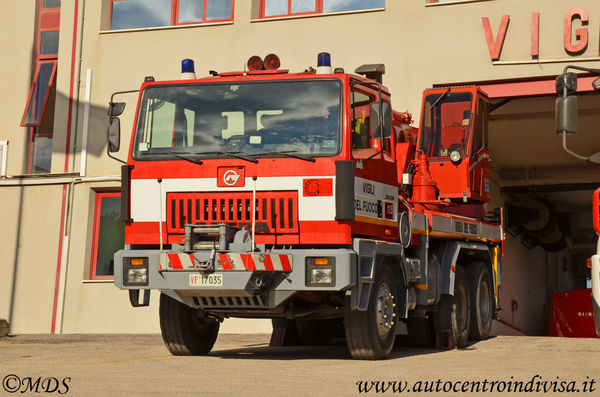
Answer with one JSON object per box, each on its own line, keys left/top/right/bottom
{"left": 192, "top": 295, "right": 269, "bottom": 309}
{"left": 166, "top": 192, "right": 298, "bottom": 234}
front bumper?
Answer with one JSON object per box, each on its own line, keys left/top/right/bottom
{"left": 114, "top": 248, "right": 357, "bottom": 309}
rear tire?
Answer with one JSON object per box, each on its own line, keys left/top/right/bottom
{"left": 433, "top": 265, "right": 470, "bottom": 348}
{"left": 159, "top": 293, "right": 219, "bottom": 356}
{"left": 468, "top": 262, "right": 493, "bottom": 340}
{"left": 345, "top": 264, "right": 398, "bottom": 360}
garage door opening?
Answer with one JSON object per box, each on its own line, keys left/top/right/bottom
{"left": 436, "top": 78, "right": 599, "bottom": 336}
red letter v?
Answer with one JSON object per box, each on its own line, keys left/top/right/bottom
{"left": 482, "top": 15, "right": 510, "bottom": 61}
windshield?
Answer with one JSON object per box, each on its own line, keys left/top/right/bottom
{"left": 133, "top": 80, "right": 341, "bottom": 160}
{"left": 418, "top": 91, "right": 473, "bottom": 159}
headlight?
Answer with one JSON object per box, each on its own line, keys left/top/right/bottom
{"left": 450, "top": 150, "right": 461, "bottom": 163}
{"left": 310, "top": 268, "right": 333, "bottom": 284}
{"left": 305, "top": 257, "right": 335, "bottom": 287}
{"left": 123, "top": 257, "right": 149, "bottom": 286}
{"left": 127, "top": 268, "right": 148, "bottom": 284}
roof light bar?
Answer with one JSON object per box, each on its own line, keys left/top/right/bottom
{"left": 181, "top": 59, "right": 196, "bottom": 80}
{"left": 247, "top": 55, "right": 264, "bottom": 71}
{"left": 264, "top": 53, "right": 281, "bottom": 70}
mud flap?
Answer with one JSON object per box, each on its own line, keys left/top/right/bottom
{"left": 129, "top": 289, "right": 150, "bottom": 307}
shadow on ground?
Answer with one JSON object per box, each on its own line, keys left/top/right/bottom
{"left": 209, "top": 335, "right": 492, "bottom": 361}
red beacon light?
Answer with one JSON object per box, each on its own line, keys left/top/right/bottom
{"left": 247, "top": 55, "right": 264, "bottom": 71}
{"left": 264, "top": 53, "right": 281, "bottom": 70}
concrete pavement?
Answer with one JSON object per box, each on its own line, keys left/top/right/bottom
{"left": 0, "top": 334, "right": 599, "bottom": 396}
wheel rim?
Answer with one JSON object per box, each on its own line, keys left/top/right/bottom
{"left": 375, "top": 282, "right": 395, "bottom": 339}
{"left": 455, "top": 284, "right": 468, "bottom": 333}
{"left": 479, "top": 279, "right": 491, "bottom": 322}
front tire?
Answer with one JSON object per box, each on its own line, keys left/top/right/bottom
{"left": 345, "top": 265, "right": 398, "bottom": 359}
{"left": 433, "top": 265, "right": 470, "bottom": 348}
{"left": 159, "top": 293, "right": 219, "bottom": 356}
{"left": 468, "top": 262, "right": 493, "bottom": 340}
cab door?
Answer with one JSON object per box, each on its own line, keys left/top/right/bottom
{"left": 468, "top": 94, "right": 491, "bottom": 202}
{"left": 350, "top": 83, "right": 398, "bottom": 241}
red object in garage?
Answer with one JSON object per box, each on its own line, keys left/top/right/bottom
{"left": 550, "top": 289, "right": 599, "bottom": 338}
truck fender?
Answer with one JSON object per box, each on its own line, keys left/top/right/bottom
{"left": 438, "top": 241, "right": 493, "bottom": 296}
{"left": 350, "top": 239, "right": 408, "bottom": 312}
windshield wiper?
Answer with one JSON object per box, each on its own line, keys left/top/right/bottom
{"left": 140, "top": 151, "right": 203, "bottom": 165}
{"left": 252, "top": 151, "right": 316, "bottom": 162}
{"left": 430, "top": 88, "right": 450, "bottom": 109}
{"left": 140, "top": 150, "right": 258, "bottom": 164}
{"left": 194, "top": 150, "right": 258, "bottom": 164}
{"left": 171, "top": 152, "right": 204, "bottom": 165}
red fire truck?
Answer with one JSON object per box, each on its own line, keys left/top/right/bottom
{"left": 109, "top": 53, "right": 503, "bottom": 359}
{"left": 593, "top": 188, "right": 600, "bottom": 336}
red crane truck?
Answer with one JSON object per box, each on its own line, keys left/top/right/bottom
{"left": 109, "top": 53, "right": 503, "bottom": 359}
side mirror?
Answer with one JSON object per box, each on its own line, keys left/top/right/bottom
{"left": 555, "top": 72, "right": 578, "bottom": 135}
{"left": 108, "top": 102, "right": 126, "bottom": 117}
{"left": 108, "top": 117, "right": 121, "bottom": 152}
{"left": 555, "top": 72, "right": 577, "bottom": 96}
{"left": 369, "top": 101, "right": 393, "bottom": 140}
{"left": 593, "top": 77, "right": 600, "bottom": 92}
{"left": 370, "top": 102, "right": 381, "bottom": 138}
{"left": 555, "top": 96, "right": 577, "bottom": 134}
{"left": 382, "top": 101, "right": 392, "bottom": 139}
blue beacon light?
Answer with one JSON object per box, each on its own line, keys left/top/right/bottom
{"left": 181, "top": 59, "right": 196, "bottom": 79}
{"left": 316, "top": 52, "right": 332, "bottom": 74}
{"left": 317, "top": 52, "right": 331, "bottom": 67}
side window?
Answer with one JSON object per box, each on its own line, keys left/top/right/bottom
{"left": 439, "top": 101, "right": 470, "bottom": 157}
{"left": 351, "top": 89, "right": 373, "bottom": 150}
{"left": 472, "top": 98, "right": 488, "bottom": 157}
{"left": 137, "top": 100, "right": 196, "bottom": 150}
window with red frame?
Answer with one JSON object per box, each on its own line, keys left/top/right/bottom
{"left": 109, "top": 0, "right": 234, "bottom": 30}
{"left": 90, "top": 192, "right": 124, "bottom": 280}
{"left": 21, "top": 61, "right": 57, "bottom": 128}
{"left": 259, "top": 0, "right": 384, "bottom": 18}
{"left": 22, "top": 0, "right": 60, "bottom": 173}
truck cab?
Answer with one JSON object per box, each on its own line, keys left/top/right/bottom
{"left": 415, "top": 87, "right": 491, "bottom": 204}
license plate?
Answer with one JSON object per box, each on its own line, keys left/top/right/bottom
{"left": 189, "top": 273, "right": 223, "bottom": 287}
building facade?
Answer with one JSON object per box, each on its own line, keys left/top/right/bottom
{"left": 1, "top": 0, "right": 598, "bottom": 335}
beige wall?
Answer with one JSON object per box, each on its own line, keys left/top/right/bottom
{"left": 1, "top": 0, "right": 598, "bottom": 335}
{"left": 0, "top": 186, "right": 62, "bottom": 333}
{"left": 0, "top": 3, "right": 36, "bottom": 175}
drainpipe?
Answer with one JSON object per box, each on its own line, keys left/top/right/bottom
{"left": 51, "top": 0, "right": 81, "bottom": 334}
{"left": 71, "top": 0, "right": 87, "bottom": 173}
{"left": 79, "top": 68, "right": 92, "bottom": 177}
